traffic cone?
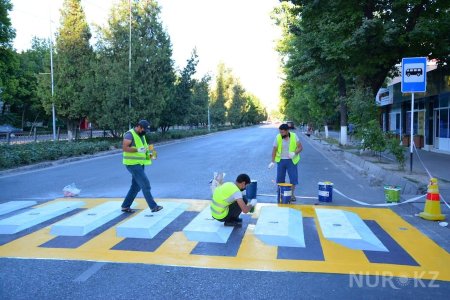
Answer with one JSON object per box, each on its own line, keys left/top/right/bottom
{"left": 419, "top": 178, "right": 445, "bottom": 221}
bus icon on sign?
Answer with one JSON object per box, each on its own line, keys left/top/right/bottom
{"left": 406, "top": 68, "right": 423, "bottom": 77}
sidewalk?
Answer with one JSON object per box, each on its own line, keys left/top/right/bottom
{"left": 313, "top": 130, "right": 450, "bottom": 208}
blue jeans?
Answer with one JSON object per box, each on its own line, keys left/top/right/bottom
{"left": 122, "top": 164, "right": 158, "bottom": 210}
{"left": 276, "top": 159, "right": 298, "bottom": 185}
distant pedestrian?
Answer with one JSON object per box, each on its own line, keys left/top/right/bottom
{"left": 269, "top": 123, "right": 303, "bottom": 202}
{"left": 121, "top": 120, "right": 163, "bottom": 213}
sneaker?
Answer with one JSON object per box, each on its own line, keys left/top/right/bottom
{"left": 224, "top": 220, "right": 241, "bottom": 227}
{"left": 151, "top": 205, "right": 163, "bottom": 212}
{"left": 234, "top": 218, "right": 243, "bottom": 223}
{"left": 291, "top": 196, "right": 297, "bottom": 202}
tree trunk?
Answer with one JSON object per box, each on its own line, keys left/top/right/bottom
{"left": 67, "top": 120, "right": 76, "bottom": 141}
{"left": 338, "top": 74, "right": 348, "bottom": 145}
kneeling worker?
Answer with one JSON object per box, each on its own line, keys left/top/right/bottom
{"left": 211, "top": 174, "right": 257, "bottom": 226}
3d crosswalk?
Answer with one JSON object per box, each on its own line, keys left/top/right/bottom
{"left": 0, "top": 200, "right": 391, "bottom": 253}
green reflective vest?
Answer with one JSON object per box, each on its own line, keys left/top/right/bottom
{"left": 122, "top": 129, "right": 152, "bottom": 166}
{"left": 211, "top": 182, "right": 241, "bottom": 220}
{"left": 275, "top": 132, "right": 300, "bottom": 165}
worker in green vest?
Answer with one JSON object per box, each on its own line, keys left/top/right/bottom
{"left": 121, "top": 120, "right": 163, "bottom": 213}
{"left": 211, "top": 174, "right": 257, "bottom": 227}
{"left": 269, "top": 123, "right": 303, "bottom": 202}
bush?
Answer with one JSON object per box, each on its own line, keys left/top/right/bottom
{"left": 358, "top": 120, "right": 386, "bottom": 154}
{"left": 0, "top": 139, "right": 120, "bottom": 170}
{"left": 385, "top": 133, "right": 405, "bottom": 170}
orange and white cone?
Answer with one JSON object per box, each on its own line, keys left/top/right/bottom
{"left": 419, "top": 178, "right": 445, "bottom": 221}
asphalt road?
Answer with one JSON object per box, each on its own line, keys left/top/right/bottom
{"left": 0, "top": 125, "right": 448, "bottom": 299}
{"left": 0, "top": 124, "right": 386, "bottom": 204}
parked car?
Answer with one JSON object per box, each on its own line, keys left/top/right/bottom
{"left": 286, "top": 121, "right": 295, "bottom": 129}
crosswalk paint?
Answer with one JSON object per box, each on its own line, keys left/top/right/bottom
{"left": 116, "top": 202, "right": 188, "bottom": 239}
{"left": 0, "top": 201, "right": 37, "bottom": 216}
{"left": 254, "top": 206, "right": 305, "bottom": 247}
{"left": 0, "top": 201, "right": 85, "bottom": 234}
{"left": 183, "top": 207, "right": 233, "bottom": 243}
{"left": 315, "top": 208, "right": 388, "bottom": 252}
{"left": 51, "top": 202, "right": 125, "bottom": 236}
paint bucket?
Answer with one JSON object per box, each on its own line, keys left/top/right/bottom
{"left": 384, "top": 186, "right": 401, "bottom": 203}
{"left": 246, "top": 180, "right": 257, "bottom": 200}
{"left": 318, "top": 181, "right": 333, "bottom": 202}
{"left": 278, "top": 183, "right": 293, "bottom": 204}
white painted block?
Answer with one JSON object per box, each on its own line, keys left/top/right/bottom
{"left": 116, "top": 202, "right": 188, "bottom": 239}
{"left": 316, "top": 208, "right": 388, "bottom": 252}
{"left": 183, "top": 207, "right": 234, "bottom": 243}
{"left": 51, "top": 202, "right": 124, "bottom": 236}
{"left": 0, "top": 201, "right": 85, "bottom": 234}
{"left": 254, "top": 206, "right": 305, "bottom": 247}
{"left": 0, "top": 201, "right": 37, "bottom": 216}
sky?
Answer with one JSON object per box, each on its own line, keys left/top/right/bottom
{"left": 10, "top": 0, "right": 283, "bottom": 111}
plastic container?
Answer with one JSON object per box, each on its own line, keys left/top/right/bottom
{"left": 384, "top": 186, "right": 401, "bottom": 203}
{"left": 318, "top": 181, "right": 333, "bottom": 202}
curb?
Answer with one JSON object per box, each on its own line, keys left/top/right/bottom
{"left": 306, "top": 134, "right": 422, "bottom": 195}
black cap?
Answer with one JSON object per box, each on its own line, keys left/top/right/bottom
{"left": 279, "top": 124, "right": 289, "bottom": 130}
{"left": 138, "top": 120, "right": 151, "bottom": 130}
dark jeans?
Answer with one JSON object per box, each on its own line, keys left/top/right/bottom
{"left": 218, "top": 196, "right": 248, "bottom": 222}
{"left": 122, "top": 164, "right": 158, "bottom": 210}
{"left": 276, "top": 159, "right": 299, "bottom": 185}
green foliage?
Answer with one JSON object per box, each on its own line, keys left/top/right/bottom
{"left": 210, "top": 63, "right": 233, "bottom": 125}
{"left": 90, "top": 0, "right": 175, "bottom": 133}
{"left": 0, "top": 139, "right": 120, "bottom": 170}
{"left": 358, "top": 120, "right": 386, "bottom": 154}
{"left": 160, "top": 49, "right": 198, "bottom": 131}
{"left": 274, "top": 0, "right": 450, "bottom": 135}
{"left": 51, "top": 0, "right": 93, "bottom": 137}
{"left": 188, "top": 75, "right": 210, "bottom": 126}
{"left": 385, "top": 133, "right": 406, "bottom": 170}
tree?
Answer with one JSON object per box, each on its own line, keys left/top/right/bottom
{"left": 159, "top": 49, "right": 198, "bottom": 132}
{"left": 188, "top": 74, "right": 210, "bottom": 127}
{"left": 275, "top": 0, "right": 450, "bottom": 144}
{"left": 228, "top": 83, "right": 246, "bottom": 125}
{"left": 49, "top": 0, "right": 93, "bottom": 139}
{"left": 0, "top": 0, "right": 17, "bottom": 119}
{"left": 14, "top": 38, "right": 51, "bottom": 129}
{"left": 210, "top": 63, "right": 233, "bottom": 126}
{"left": 90, "top": 0, "right": 175, "bottom": 135}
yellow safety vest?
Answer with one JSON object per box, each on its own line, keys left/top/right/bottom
{"left": 122, "top": 129, "right": 152, "bottom": 166}
{"left": 275, "top": 132, "right": 300, "bottom": 165}
{"left": 211, "top": 182, "right": 241, "bottom": 220}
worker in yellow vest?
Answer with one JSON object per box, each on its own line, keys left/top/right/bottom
{"left": 211, "top": 174, "right": 257, "bottom": 227}
{"left": 269, "top": 123, "right": 303, "bottom": 201}
{"left": 121, "top": 120, "right": 163, "bottom": 213}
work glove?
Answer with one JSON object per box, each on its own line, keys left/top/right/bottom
{"left": 288, "top": 152, "right": 296, "bottom": 159}
{"left": 268, "top": 162, "right": 275, "bottom": 169}
{"left": 137, "top": 147, "right": 147, "bottom": 153}
{"left": 250, "top": 199, "right": 257, "bottom": 207}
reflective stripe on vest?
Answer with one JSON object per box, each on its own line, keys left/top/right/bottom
{"left": 211, "top": 182, "right": 241, "bottom": 220}
{"left": 275, "top": 132, "right": 300, "bottom": 165}
{"left": 122, "top": 129, "right": 152, "bottom": 166}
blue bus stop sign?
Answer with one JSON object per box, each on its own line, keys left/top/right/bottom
{"left": 401, "top": 57, "right": 427, "bottom": 93}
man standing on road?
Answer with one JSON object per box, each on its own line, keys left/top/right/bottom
{"left": 211, "top": 174, "right": 257, "bottom": 227}
{"left": 121, "top": 120, "right": 163, "bottom": 213}
{"left": 269, "top": 123, "right": 303, "bottom": 202}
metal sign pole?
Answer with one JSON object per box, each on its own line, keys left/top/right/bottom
{"left": 410, "top": 92, "right": 414, "bottom": 173}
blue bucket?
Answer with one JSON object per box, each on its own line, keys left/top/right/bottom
{"left": 278, "top": 183, "right": 293, "bottom": 204}
{"left": 246, "top": 180, "right": 257, "bottom": 199}
{"left": 318, "top": 181, "right": 333, "bottom": 202}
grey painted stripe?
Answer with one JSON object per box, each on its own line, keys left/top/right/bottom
{"left": 73, "top": 262, "right": 106, "bottom": 282}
